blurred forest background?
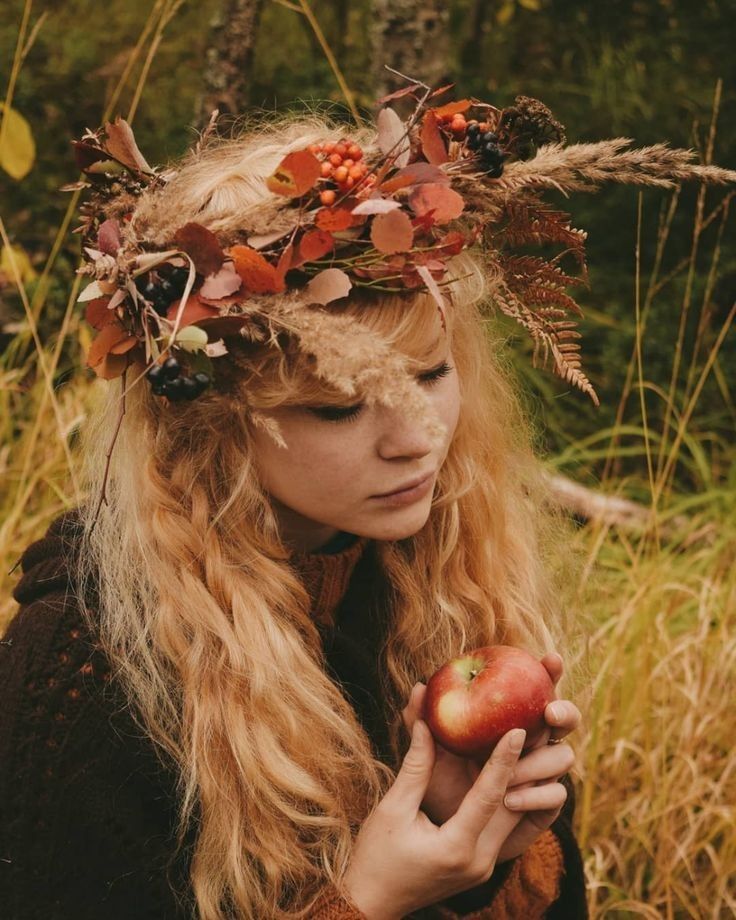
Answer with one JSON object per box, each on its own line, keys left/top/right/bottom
{"left": 1, "top": 1, "right": 735, "bottom": 916}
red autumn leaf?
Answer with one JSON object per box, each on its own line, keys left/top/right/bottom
{"left": 376, "top": 83, "right": 422, "bottom": 104}
{"left": 103, "top": 116, "right": 153, "bottom": 173}
{"left": 420, "top": 110, "right": 448, "bottom": 166}
{"left": 370, "top": 209, "right": 415, "bottom": 254}
{"left": 86, "top": 322, "right": 135, "bottom": 369}
{"left": 276, "top": 241, "right": 295, "bottom": 283}
{"left": 173, "top": 223, "right": 225, "bottom": 277}
{"left": 315, "top": 205, "right": 359, "bottom": 232}
{"left": 109, "top": 335, "right": 139, "bottom": 356}
{"left": 295, "top": 229, "right": 335, "bottom": 265}
{"left": 166, "top": 293, "right": 220, "bottom": 327}
{"left": 431, "top": 99, "right": 472, "bottom": 119}
{"left": 435, "top": 229, "right": 467, "bottom": 256}
{"left": 85, "top": 296, "right": 116, "bottom": 330}
{"left": 305, "top": 268, "right": 352, "bottom": 305}
{"left": 97, "top": 219, "right": 121, "bottom": 255}
{"left": 228, "top": 244, "right": 286, "bottom": 294}
{"left": 378, "top": 162, "right": 450, "bottom": 194}
{"left": 409, "top": 183, "right": 465, "bottom": 224}
{"left": 429, "top": 83, "right": 455, "bottom": 99}
{"left": 266, "top": 150, "right": 321, "bottom": 198}
{"left": 199, "top": 261, "right": 242, "bottom": 300}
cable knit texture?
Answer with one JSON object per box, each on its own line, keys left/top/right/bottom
{"left": 0, "top": 509, "right": 587, "bottom": 919}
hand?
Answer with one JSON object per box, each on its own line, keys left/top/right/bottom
{"left": 400, "top": 651, "right": 581, "bottom": 861}
{"left": 343, "top": 722, "right": 527, "bottom": 920}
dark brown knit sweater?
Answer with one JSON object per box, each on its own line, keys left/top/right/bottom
{"left": 0, "top": 510, "right": 587, "bottom": 919}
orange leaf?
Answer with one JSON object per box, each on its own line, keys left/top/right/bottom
{"left": 266, "top": 150, "right": 321, "bottom": 198}
{"left": 86, "top": 322, "right": 132, "bottom": 369}
{"left": 315, "top": 205, "right": 359, "bottom": 231}
{"left": 297, "top": 229, "right": 335, "bottom": 264}
{"left": 85, "top": 296, "right": 116, "bottom": 330}
{"left": 166, "top": 293, "right": 220, "bottom": 326}
{"left": 94, "top": 352, "right": 132, "bottom": 380}
{"left": 409, "top": 183, "right": 465, "bottom": 224}
{"left": 228, "top": 244, "right": 286, "bottom": 294}
{"left": 431, "top": 99, "right": 472, "bottom": 119}
{"left": 378, "top": 162, "right": 450, "bottom": 194}
{"left": 370, "top": 209, "right": 415, "bottom": 254}
{"left": 420, "top": 111, "right": 448, "bottom": 165}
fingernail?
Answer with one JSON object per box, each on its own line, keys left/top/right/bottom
{"left": 549, "top": 703, "right": 564, "bottom": 721}
{"left": 509, "top": 729, "right": 526, "bottom": 752}
{"left": 504, "top": 793, "right": 521, "bottom": 808}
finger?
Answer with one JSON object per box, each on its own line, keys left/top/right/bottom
{"left": 444, "top": 728, "right": 526, "bottom": 842}
{"left": 545, "top": 700, "right": 582, "bottom": 742}
{"left": 508, "top": 743, "right": 575, "bottom": 788}
{"left": 504, "top": 781, "right": 568, "bottom": 813}
{"left": 401, "top": 682, "right": 426, "bottom": 731}
{"left": 385, "top": 718, "right": 436, "bottom": 815}
{"left": 540, "top": 651, "right": 563, "bottom": 687}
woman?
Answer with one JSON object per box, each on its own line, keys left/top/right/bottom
{"left": 7, "top": 92, "right": 729, "bottom": 918}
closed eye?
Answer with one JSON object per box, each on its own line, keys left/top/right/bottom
{"left": 308, "top": 361, "right": 454, "bottom": 423}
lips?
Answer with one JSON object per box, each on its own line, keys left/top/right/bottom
{"left": 374, "top": 471, "right": 434, "bottom": 498}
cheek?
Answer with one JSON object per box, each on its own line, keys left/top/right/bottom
{"left": 252, "top": 420, "right": 353, "bottom": 493}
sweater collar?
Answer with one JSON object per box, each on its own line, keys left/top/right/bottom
{"left": 288, "top": 532, "right": 372, "bottom": 629}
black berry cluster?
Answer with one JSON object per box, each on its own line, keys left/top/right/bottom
{"left": 465, "top": 122, "right": 505, "bottom": 179}
{"left": 146, "top": 357, "right": 211, "bottom": 401}
{"left": 135, "top": 265, "right": 190, "bottom": 317}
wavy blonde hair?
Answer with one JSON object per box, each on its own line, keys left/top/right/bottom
{"left": 73, "top": 113, "right": 578, "bottom": 919}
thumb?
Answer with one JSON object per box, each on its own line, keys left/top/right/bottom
{"left": 388, "top": 718, "right": 435, "bottom": 814}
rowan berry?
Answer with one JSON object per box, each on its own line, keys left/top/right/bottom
{"left": 320, "top": 189, "right": 336, "bottom": 206}
{"left": 343, "top": 158, "right": 354, "bottom": 169}
{"left": 347, "top": 144, "right": 362, "bottom": 160}
{"left": 329, "top": 153, "right": 343, "bottom": 167}
{"left": 334, "top": 165, "right": 349, "bottom": 183}
{"left": 320, "top": 161, "right": 333, "bottom": 177}
{"left": 348, "top": 164, "right": 363, "bottom": 180}
{"left": 335, "top": 142, "right": 348, "bottom": 156}
{"left": 323, "top": 141, "right": 336, "bottom": 153}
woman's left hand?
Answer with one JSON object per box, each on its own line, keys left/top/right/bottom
{"left": 401, "top": 651, "right": 581, "bottom": 862}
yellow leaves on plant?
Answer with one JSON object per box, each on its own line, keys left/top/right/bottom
{"left": 0, "top": 243, "right": 37, "bottom": 285}
{"left": 228, "top": 244, "right": 286, "bottom": 294}
{"left": 266, "top": 150, "right": 321, "bottom": 198}
{"left": 0, "top": 103, "right": 35, "bottom": 180}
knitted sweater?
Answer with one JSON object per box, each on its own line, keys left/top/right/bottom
{"left": 0, "top": 510, "right": 587, "bottom": 919}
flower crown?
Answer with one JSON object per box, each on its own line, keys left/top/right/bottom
{"left": 65, "top": 78, "right": 736, "bottom": 408}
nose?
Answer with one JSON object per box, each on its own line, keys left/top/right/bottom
{"left": 374, "top": 400, "right": 439, "bottom": 461}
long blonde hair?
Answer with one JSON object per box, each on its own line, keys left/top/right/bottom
{"left": 73, "top": 113, "right": 575, "bottom": 919}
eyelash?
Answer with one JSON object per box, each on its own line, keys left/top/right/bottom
{"left": 309, "top": 361, "right": 454, "bottom": 424}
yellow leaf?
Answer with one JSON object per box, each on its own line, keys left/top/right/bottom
{"left": 0, "top": 103, "right": 36, "bottom": 180}
{"left": 0, "top": 243, "right": 37, "bottom": 285}
{"left": 496, "top": 1, "right": 515, "bottom": 25}
{"left": 519, "top": 0, "right": 542, "bottom": 9}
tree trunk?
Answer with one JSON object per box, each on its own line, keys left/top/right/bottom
{"left": 196, "top": 0, "right": 265, "bottom": 129}
{"left": 371, "top": 0, "right": 450, "bottom": 106}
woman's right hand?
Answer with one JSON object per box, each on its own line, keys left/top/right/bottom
{"left": 341, "top": 719, "right": 527, "bottom": 920}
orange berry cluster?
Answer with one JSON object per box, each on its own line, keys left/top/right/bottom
{"left": 436, "top": 111, "right": 493, "bottom": 142}
{"left": 308, "top": 140, "right": 374, "bottom": 206}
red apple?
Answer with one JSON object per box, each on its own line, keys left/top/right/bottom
{"left": 421, "top": 645, "right": 555, "bottom": 759}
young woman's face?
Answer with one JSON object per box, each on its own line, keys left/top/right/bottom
{"left": 250, "top": 341, "right": 461, "bottom": 552}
